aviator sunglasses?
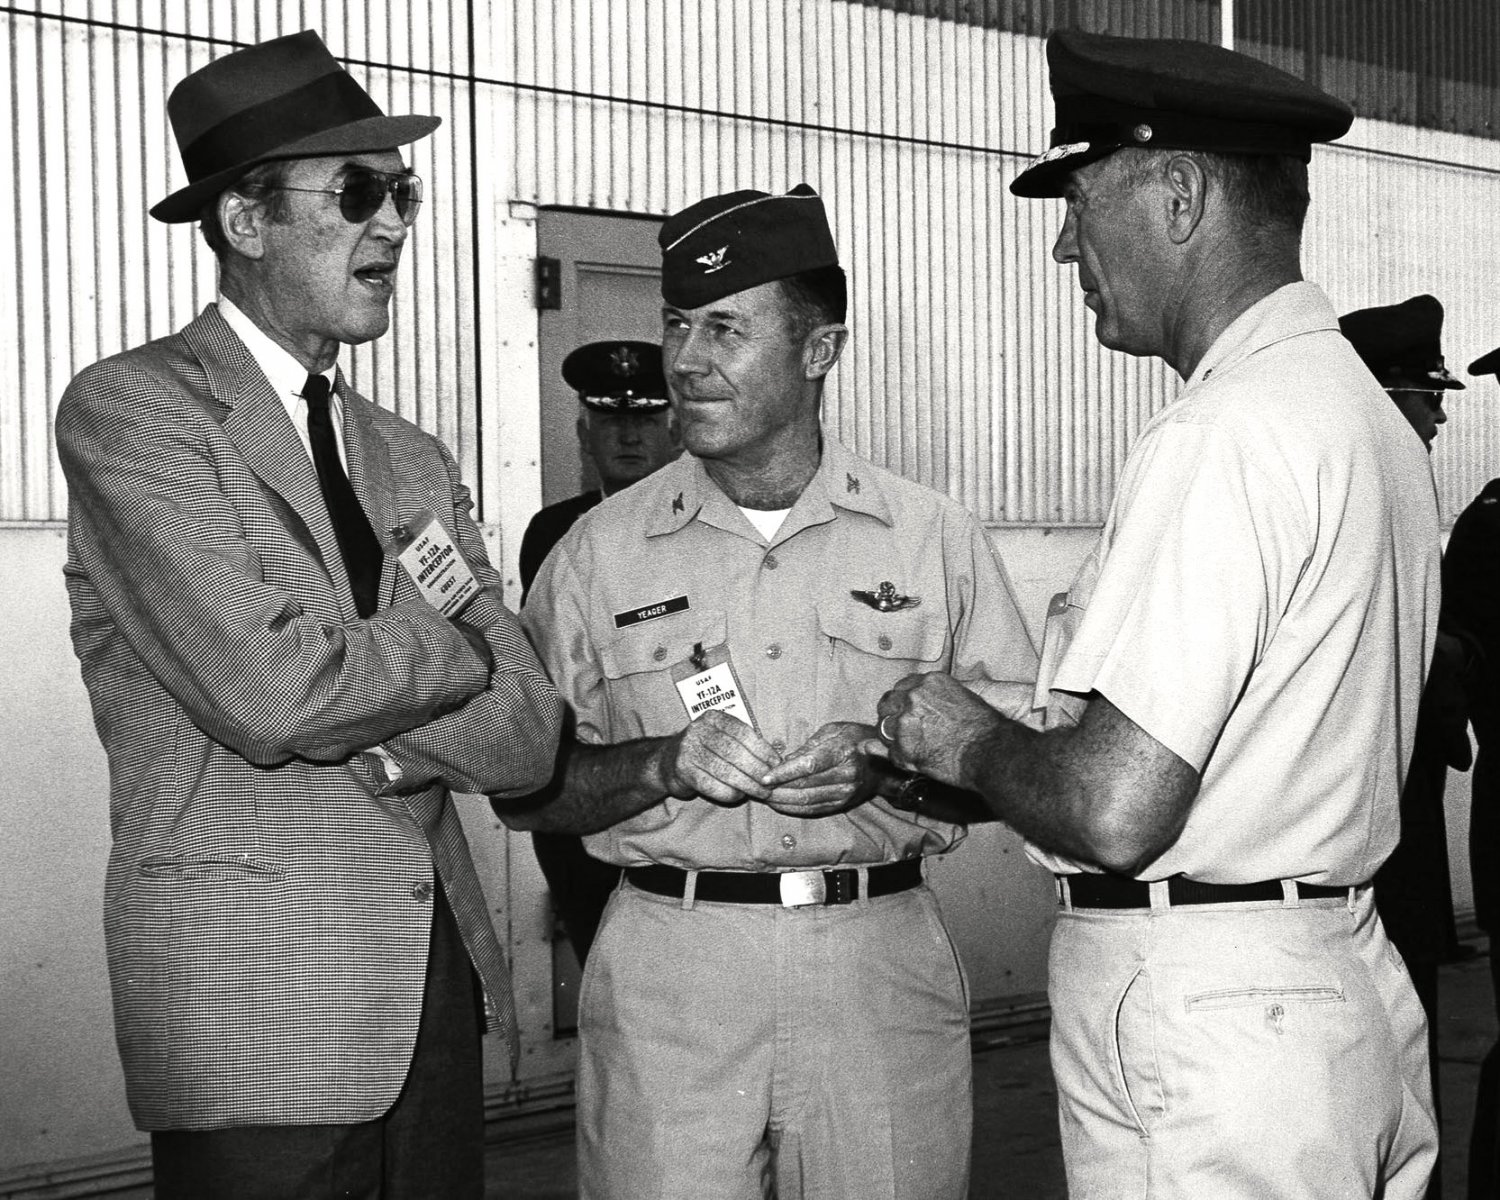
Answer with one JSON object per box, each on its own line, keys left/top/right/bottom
{"left": 273, "top": 166, "right": 424, "bottom": 226}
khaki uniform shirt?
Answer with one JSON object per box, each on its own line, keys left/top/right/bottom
{"left": 523, "top": 433, "right": 1040, "bottom": 870}
{"left": 1030, "top": 283, "right": 1441, "bottom": 885}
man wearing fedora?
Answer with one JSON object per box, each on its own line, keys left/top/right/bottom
{"left": 874, "top": 31, "right": 1439, "bottom": 1198}
{"left": 516, "top": 184, "right": 1041, "bottom": 1198}
{"left": 55, "top": 31, "right": 562, "bottom": 1199}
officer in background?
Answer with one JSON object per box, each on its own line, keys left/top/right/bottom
{"left": 519, "top": 341, "right": 678, "bottom": 965}
{"left": 1454, "top": 347, "right": 1500, "bottom": 1199}
{"left": 1340, "top": 294, "right": 1473, "bottom": 1199}
{"left": 513, "top": 183, "right": 1041, "bottom": 1199}
{"left": 874, "top": 32, "right": 1439, "bottom": 1197}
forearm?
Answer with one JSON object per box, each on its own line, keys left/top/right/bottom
{"left": 494, "top": 735, "right": 676, "bottom": 834}
{"left": 957, "top": 711, "right": 1193, "bottom": 874}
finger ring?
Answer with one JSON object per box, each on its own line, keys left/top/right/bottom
{"left": 878, "top": 714, "right": 898, "bottom": 744}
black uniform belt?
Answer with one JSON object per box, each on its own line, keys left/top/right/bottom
{"left": 625, "top": 860, "right": 923, "bottom": 906}
{"left": 1060, "top": 872, "right": 1353, "bottom": 909}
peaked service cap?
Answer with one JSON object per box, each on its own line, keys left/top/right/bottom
{"left": 151, "top": 30, "right": 440, "bottom": 223}
{"left": 659, "top": 184, "right": 839, "bottom": 309}
{"left": 561, "top": 341, "right": 670, "bottom": 413}
{"left": 1011, "top": 30, "right": 1354, "bottom": 198}
{"left": 1469, "top": 346, "right": 1500, "bottom": 377}
{"left": 1339, "top": 295, "right": 1465, "bottom": 390}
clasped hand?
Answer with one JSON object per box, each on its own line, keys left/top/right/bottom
{"left": 659, "top": 712, "right": 886, "bottom": 817}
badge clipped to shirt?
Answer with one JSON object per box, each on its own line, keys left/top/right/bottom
{"left": 671, "top": 641, "right": 756, "bottom": 730}
{"left": 389, "top": 510, "right": 479, "bottom": 617}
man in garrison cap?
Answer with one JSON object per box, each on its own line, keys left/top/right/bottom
{"left": 873, "top": 30, "right": 1440, "bottom": 1197}
{"left": 518, "top": 340, "right": 679, "bottom": 968}
{"left": 1445, "top": 347, "right": 1500, "bottom": 1200}
{"left": 54, "top": 31, "right": 562, "bottom": 1198}
{"left": 513, "top": 184, "right": 1041, "bottom": 1198}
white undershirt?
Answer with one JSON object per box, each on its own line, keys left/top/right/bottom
{"left": 737, "top": 505, "right": 791, "bottom": 541}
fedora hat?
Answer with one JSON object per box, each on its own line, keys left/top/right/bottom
{"left": 150, "top": 30, "right": 440, "bottom": 223}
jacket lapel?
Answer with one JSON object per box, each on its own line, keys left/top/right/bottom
{"left": 180, "top": 307, "right": 355, "bottom": 616}
{"left": 340, "top": 380, "right": 400, "bottom": 611}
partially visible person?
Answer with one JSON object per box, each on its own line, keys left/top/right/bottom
{"left": 873, "top": 32, "right": 1439, "bottom": 1199}
{"left": 509, "top": 183, "right": 1041, "bottom": 1199}
{"left": 1456, "top": 346, "right": 1500, "bottom": 1200}
{"left": 1341, "top": 296, "right": 1473, "bottom": 1198}
{"left": 519, "top": 340, "right": 678, "bottom": 965}
{"left": 56, "top": 31, "right": 562, "bottom": 1200}
{"left": 1340, "top": 294, "right": 1467, "bottom": 451}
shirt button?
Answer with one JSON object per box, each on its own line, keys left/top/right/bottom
{"left": 877, "top": 635, "right": 893, "bottom": 651}
{"left": 412, "top": 881, "right": 433, "bottom": 902}
{"left": 653, "top": 645, "right": 667, "bottom": 662}
{"left": 764, "top": 553, "right": 779, "bottom": 570}
{"left": 781, "top": 834, "right": 796, "bottom": 849}
{"left": 766, "top": 643, "right": 782, "bottom": 659}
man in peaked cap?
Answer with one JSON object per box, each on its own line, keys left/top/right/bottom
{"left": 514, "top": 184, "right": 1041, "bottom": 1198}
{"left": 1341, "top": 293, "right": 1467, "bottom": 449}
{"left": 55, "top": 30, "right": 563, "bottom": 1198}
{"left": 875, "top": 30, "right": 1440, "bottom": 1198}
{"left": 1343, "top": 297, "right": 1473, "bottom": 1196}
{"left": 518, "top": 340, "right": 678, "bottom": 969}
{"left": 1445, "top": 348, "right": 1500, "bottom": 1199}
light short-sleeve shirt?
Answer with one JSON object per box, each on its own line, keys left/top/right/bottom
{"left": 523, "top": 433, "right": 1041, "bottom": 870}
{"left": 1030, "top": 282, "right": 1440, "bottom": 886}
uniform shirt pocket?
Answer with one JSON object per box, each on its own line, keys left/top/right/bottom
{"left": 596, "top": 609, "right": 728, "bottom": 740}
{"left": 815, "top": 600, "right": 950, "bottom": 722}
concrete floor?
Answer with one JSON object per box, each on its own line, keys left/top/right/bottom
{"left": 483, "top": 946, "right": 1500, "bottom": 1199}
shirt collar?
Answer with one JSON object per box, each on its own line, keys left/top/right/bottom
{"left": 217, "top": 295, "right": 337, "bottom": 401}
{"left": 1186, "top": 281, "right": 1340, "bottom": 389}
{"left": 644, "top": 430, "right": 893, "bottom": 538}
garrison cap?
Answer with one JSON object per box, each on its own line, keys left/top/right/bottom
{"left": 561, "top": 340, "right": 670, "bottom": 413}
{"left": 1010, "top": 31, "right": 1354, "bottom": 198}
{"left": 1339, "top": 295, "right": 1465, "bottom": 390}
{"left": 1469, "top": 346, "right": 1500, "bottom": 377}
{"left": 659, "top": 184, "right": 839, "bottom": 309}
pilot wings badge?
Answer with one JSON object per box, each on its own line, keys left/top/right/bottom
{"left": 851, "top": 581, "right": 921, "bottom": 612}
{"left": 696, "top": 245, "right": 730, "bottom": 273}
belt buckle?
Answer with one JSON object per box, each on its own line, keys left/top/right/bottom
{"left": 779, "top": 870, "right": 827, "bottom": 908}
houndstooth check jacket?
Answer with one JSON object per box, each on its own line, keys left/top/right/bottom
{"left": 56, "top": 304, "right": 564, "bottom": 1131}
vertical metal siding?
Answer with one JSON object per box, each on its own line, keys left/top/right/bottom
{"left": 4, "top": 2, "right": 477, "bottom": 521}
{"left": 7, "top": 0, "right": 1500, "bottom": 528}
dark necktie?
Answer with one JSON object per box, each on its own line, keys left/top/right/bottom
{"left": 303, "top": 374, "right": 383, "bottom": 617}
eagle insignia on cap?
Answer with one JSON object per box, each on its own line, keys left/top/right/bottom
{"left": 609, "top": 346, "right": 640, "bottom": 377}
{"left": 696, "top": 245, "right": 730, "bottom": 274}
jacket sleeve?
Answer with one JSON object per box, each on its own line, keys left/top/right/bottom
{"left": 57, "top": 356, "right": 496, "bottom": 767}
{"left": 375, "top": 446, "right": 564, "bottom": 798}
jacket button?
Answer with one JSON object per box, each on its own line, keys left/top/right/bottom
{"left": 878, "top": 635, "right": 893, "bottom": 651}
{"left": 764, "top": 553, "right": 779, "bottom": 570}
{"left": 412, "top": 881, "right": 433, "bottom": 902}
{"left": 766, "top": 643, "right": 782, "bottom": 659}
{"left": 653, "top": 646, "right": 668, "bottom": 662}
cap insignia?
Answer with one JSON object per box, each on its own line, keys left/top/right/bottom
{"left": 696, "top": 245, "right": 730, "bottom": 274}
{"left": 609, "top": 346, "right": 640, "bottom": 377}
{"left": 1133, "top": 123, "right": 1153, "bottom": 142}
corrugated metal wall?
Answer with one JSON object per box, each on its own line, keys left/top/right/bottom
{"left": 0, "top": 2, "right": 480, "bottom": 523}
{"left": 5, "top": 0, "right": 1500, "bottom": 527}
